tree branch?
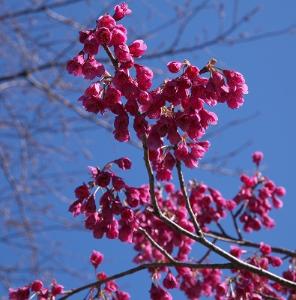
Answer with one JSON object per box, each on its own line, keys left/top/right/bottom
{"left": 176, "top": 159, "right": 203, "bottom": 236}
{"left": 138, "top": 227, "right": 177, "bottom": 263}
{"left": 205, "top": 230, "right": 296, "bottom": 258}
{"left": 58, "top": 261, "right": 233, "bottom": 299}
{"left": 141, "top": 137, "right": 296, "bottom": 291}
{"left": 0, "top": 0, "right": 84, "bottom": 21}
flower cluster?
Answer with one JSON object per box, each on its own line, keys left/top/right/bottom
{"left": 66, "top": 2, "right": 248, "bottom": 183}
{"left": 68, "top": 165, "right": 237, "bottom": 299}
{"left": 89, "top": 250, "right": 130, "bottom": 300}
{"left": 188, "top": 182, "right": 236, "bottom": 231}
{"left": 234, "top": 152, "right": 286, "bottom": 232}
{"left": 9, "top": 280, "right": 63, "bottom": 300}
{"left": 280, "top": 258, "right": 296, "bottom": 299}
{"left": 69, "top": 157, "right": 150, "bottom": 243}
{"left": 9, "top": 250, "right": 130, "bottom": 300}
{"left": 213, "top": 243, "right": 285, "bottom": 300}
{"left": 133, "top": 185, "right": 195, "bottom": 264}
{"left": 149, "top": 268, "right": 223, "bottom": 300}
{"left": 10, "top": 3, "right": 295, "bottom": 300}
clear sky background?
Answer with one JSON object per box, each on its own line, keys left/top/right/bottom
{"left": 1, "top": 0, "right": 296, "bottom": 299}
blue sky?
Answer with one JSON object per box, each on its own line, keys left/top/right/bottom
{"left": 2, "top": 0, "right": 296, "bottom": 299}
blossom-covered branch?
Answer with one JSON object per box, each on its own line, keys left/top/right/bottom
{"left": 9, "top": 2, "right": 296, "bottom": 300}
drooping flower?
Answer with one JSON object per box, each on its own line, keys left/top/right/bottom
{"left": 90, "top": 250, "right": 104, "bottom": 268}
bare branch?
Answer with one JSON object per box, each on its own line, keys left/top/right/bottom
{"left": 0, "top": 0, "right": 85, "bottom": 22}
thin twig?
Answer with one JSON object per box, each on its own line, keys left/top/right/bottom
{"left": 138, "top": 227, "right": 177, "bottom": 263}
{"left": 176, "top": 159, "right": 203, "bottom": 236}
{"left": 205, "top": 230, "right": 296, "bottom": 258}
{"left": 0, "top": 0, "right": 84, "bottom": 21}
{"left": 230, "top": 211, "right": 243, "bottom": 240}
{"left": 198, "top": 238, "right": 217, "bottom": 263}
{"left": 216, "top": 221, "right": 231, "bottom": 238}
{"left": 102, "top": 45, "right": 119, "bottom": 70}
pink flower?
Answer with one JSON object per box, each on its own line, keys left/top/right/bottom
{"left": 223, "top": 70, "right": 248, "bottom": 109}
{"left": 167, "top": 61, "right": 183, "bottom": 73}
{"left": 272, "top": 196, "right": 283, "bottom": 208}
{"left": 84, "top": 83, "right": 102, "bottom": 97}
{"left": 269, "top": 256, "right": 283, "bottom": 267}
{"left": 164, "top": 183, "right": 174, "bottom": 193}
{"left": 83, "top": 33, "right": 99, "bottom": 55}
{"left": 105, "top": 279, "right": 118, "bottom": 293}
{"left": 133, "top": 115, "right": 149, "bottom": 138}
{"left": 31, "top": 280, "right": 43, "bottom": 292}
{"left": 113, "top": 3, "right": 132, "bottom": 21}
{"left": 199, "top": 109, "right": 218, "bottom": 128}
{"left": 75, "top": 184, "right": 89, "bottom": 200}
{"left": 51, "top": 280, "right": 64, "bottom": 296}
{"left": 216, "top": 283, "right": 227, "bottom": 296}
{"left": 97, "top": 15, "right": 116, "bottom": 30}
{"left": 113, "top": 112, "right": 130, "bottom": 142}
{"left": 114, "top": 44, "right": 132, "bottom": 63}
{"left": 80, "top": 95, "right": 105, "bottom": 114}
{"left": 184, "top": 65, "right": 199, "bottom": 79}
{"left": 68, "top": 200, "right": 82, "bottom": 216}
{"left": 260, "top": 242, "right": 272, "bottom": 255}
{"left": 96, "top": 27, "right": 111, "bottom": 44}
{"left": 230, "top": 245, "right": 246, "bottom": 258}
{"left": 90, "top": 250, "right": 104, "bottom": 268}
{"left": 115, "top": 290, "right": 131, "bottom": 300}
{"left": 82, "top": 57, "right": 105, "bottom": 80}
{"left": 79, "top": 29, "right": 92, "bottom": 43}
{"left": 129, "top": 40, "right": 147, "bottom": 57}
{"left": 104, "top": 86, "right": 122, "bottom": 108}
{"left": 9, "top": 287, "right": 30, "bottom": 300}
{"left": 150, "top": 284, "right": 172, "bottom": 300}
{"left": 275, "top": 186, "right": 286, "bottom": 196}
{"left": 114, "top": 157, "right": 132, "bottom": 170}
{"left": 252, "top": 151, "right": 264, "bottom": 166}
{"left": 125, "top": 187, "right": 140, "bottom": 207}
{"left": 85, "top": 212, "right": 99, "bottom": 230}
{"left": 134, "top": 64, "right": 153, "bottom": 90}
{"left": 163, "top": 272, "right": 178, "bottom": 289}
{"left": 112, "top": 176, "right": 126, "bottom": 191}
{"left": 147, "top": 130, "right": 162, "bottom": 150}
{"left": 66, "top": 53, "right": 84, "bottom": 76}
{"left": 96, "top": 171, "right": 112, "bottom": 187}
{"left": 156, "top": 168, "right": 172, "bottom": 181}
{"left": 118, "top": 225, "right": 134, "bottom": 243}
{"left": 106, "top": 219, "right": 119, "bottom": 239}
{"left": 174, "top": 143, "right": 189, "bottom": 161}
{"left": 110, "top": 27, "right": 127, "bottom": 46}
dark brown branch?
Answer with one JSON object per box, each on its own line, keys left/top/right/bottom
{"left": 102, "top": 45, "right": 119, "bottom": 70}
{"left": 142, "top": 136, "right": 162, "bottom": 215}
{"left": 141, "top": 138, "right": 296, "bottom": 290}
{"left": 216, "top": 221, "right": 231, "bottom": 238}
{"left": 176, "top": 159, "right": 203, "bottom": 236}
{"left": 58, "top": 261, "right": 233, "bottom": 299}
{"left": 231, "top": 211, "right": 243, "bottom": 240}
{"left": 205, "top": 231, "right": 296, "bottom": 258}
{"left": 199, "top": 233, "right": 296, "bottom": 290}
